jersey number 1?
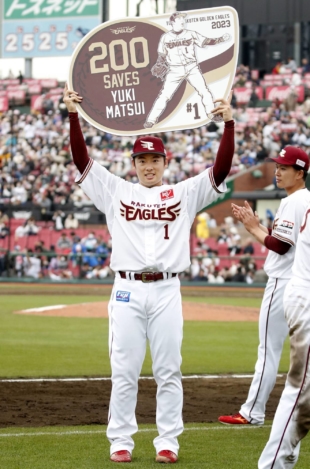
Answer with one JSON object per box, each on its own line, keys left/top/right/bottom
{"left": 164, "top": 224, "right": 169, "bottom": 240}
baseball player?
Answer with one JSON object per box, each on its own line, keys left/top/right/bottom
{"left": 219, "top": 146, "right": 310, "bottom": 427}
{"left": 63, "top": 84, "right": 235, "bottom": 463}
{"left": 258, "top": 201, "right": 310, "bottom": 469}
{"left": 144, "top": 11, "right": 231, "bottom": 129}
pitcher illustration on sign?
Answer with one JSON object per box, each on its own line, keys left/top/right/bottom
{"left": 144, "top": 12, "right": 231, "bottom": 128}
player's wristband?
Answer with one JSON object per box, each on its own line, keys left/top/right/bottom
{"left": 224, "top": 120, "right": 234, "bottom": 128}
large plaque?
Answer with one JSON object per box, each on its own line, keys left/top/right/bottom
{"left": 69, "top": 6, "right": 239, "bottom": 136}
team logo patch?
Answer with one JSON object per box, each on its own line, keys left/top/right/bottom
{"left": 280, "top": 220, "right": 294, "bottom": 230}
{"left": 141, "top": 140, "right": 154, "bottom": 150}
{"left": 116, "top": 291, "right": 131, "bottom": 302}
{"left": 296, "top": 159, "right": 305, "bottom": 167}
{"left": 160, "top": 189, "right": 174, "bottom": 201}
{"left": 279, "top": 149, "right": 286, "bottom": 157}
{"left": 110, "top": 26, "right": 136, "bottom": 34}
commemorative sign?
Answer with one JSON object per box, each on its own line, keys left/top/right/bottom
{"left": 68, "top": 6, "right": 239, "bottom": 136}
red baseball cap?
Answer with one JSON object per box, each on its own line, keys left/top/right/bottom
{"left": 132, "top": 136, "right": 166, "bottom": 158}
{"left": 270, "top": 146, "right": 309, "bottom": 171}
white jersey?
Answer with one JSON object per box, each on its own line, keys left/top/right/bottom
{"left": 76, "top": 160, "right": 226, "bottom": 273}
{"left": 158, "top": 30, "right": 206, "bottom": 66}
{"left": 264, "top": 188, "right": 310, "bottom": 279}
{"left": 291, "top": 202, "right": 310, "bottom": 285}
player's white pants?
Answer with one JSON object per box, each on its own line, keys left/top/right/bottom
{"left": 146, "top": 63, "right": 214, "bottom": 124}
{"left": 240, "top": 277, "right": 289, "bottom": 425}
{"left": 258, "top": 277, "right": 310, "bottom": 468}
{"left": 107, "top": 275, "right": 183, "bottom": 456}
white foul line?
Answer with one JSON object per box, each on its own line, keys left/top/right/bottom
{"left": 0, "top": 425, "right": 271, "bottom": 438}
{"left": 0, "top": 374, "right": 284, "bottom": 383}
{"left": 19, "top": 305, "right": 67, "bottom": 313}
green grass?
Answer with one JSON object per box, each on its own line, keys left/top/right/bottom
{"left": 0, "top": 295, "right": 290, "bottom": 377}
{"left": 0, "top": 295, "right": 108, "bottom": 377}
{"left": 0, "top": 294, "right": 298, "bottom": 468}
{"left": 1, "top": 423, "right": 310, "bottom": 469}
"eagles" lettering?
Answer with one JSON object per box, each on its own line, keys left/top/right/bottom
{"left": 120, "top": 200, "right": 181, "bottom": 221}
{"left": 166, "top": 39, "right": 192, "bottom": 49}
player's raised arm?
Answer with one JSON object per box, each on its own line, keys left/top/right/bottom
{"left": 211, "top": 91, "right": 234, "bottom": 187}
{"left": 63, "top": 84, "right": 90, "bottom": 174}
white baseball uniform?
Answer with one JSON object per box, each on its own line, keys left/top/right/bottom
{"left": 259, "top": 203, "right": 310, "bottom": 468}
{"left": 76, "top": 159, "right": 226, "bottom": 455}
{"left": 240, "top": 188, "right": 310, "bottom": 425}
{"left": 146, "top": 30, "right": 225, "bottom": 125}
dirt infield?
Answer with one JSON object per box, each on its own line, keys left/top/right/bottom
{"left": 3, "top": 298, "right": 280, "bottom": 429}
{"left": 0, "top": 376, "right": 286, "bottom": 428}
{"left": 16, "top": 301, "right": 260, "bottom": 321}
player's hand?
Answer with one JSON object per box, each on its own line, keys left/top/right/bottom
{"left": 231, "top": 203, "right": 243, "bottom": 222}
{"left": 232, "top": 200, "right": 257, "bottom": 224}
{"left": 239, "top": 201, "right": 260, "bottom": 233}
{"left": 240, "top": 200, "right": 255, "bottom": 217}
{"left": 211, "top": 90, "right": 233, "bottom": 122}
{"left": 63, "top": 83, "right": 83, "bottom": 113}
{"left": 222, "top": 33, "right": 231, "bottom": 42}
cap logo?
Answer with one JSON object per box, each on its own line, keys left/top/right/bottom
{"left": 140, "top": 140, "right": 154, "bottom": 150}
{"left": 279, "top": 149, "right": 286, "bottom": 157}
{"left": 296, "top": 159, "right": 306, "bottom": 167}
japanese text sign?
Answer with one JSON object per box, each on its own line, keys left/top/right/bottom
{"left": 1, "top": 0, "right": 101, "bottom": 58}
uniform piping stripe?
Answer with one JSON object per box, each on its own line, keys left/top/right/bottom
{"left": 248, "top": 278, "right": 278, "bottom": 422}
{"left": 270, "top": 345, "right": 310, "bottom": 468}
{"left": 76, "top": 159, "right": 94, "bottom": 185}
{"left": 108, "top": 303, "right": 113, "bottom": 426}
{"left": 209, "top": 168, "right": 222, "bottom": 194}
{"left": 272, "top": 233, "right": 294, "bottom": 246}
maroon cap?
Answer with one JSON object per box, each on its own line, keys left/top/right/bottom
{"left": 169, "top": 12, "right": 187, "bottom": 22}
{"left": 270, "top": 146, "right": 309, "bottom": 171}
{"left": 132, "top": 136, "right": 166, "bottom": 158}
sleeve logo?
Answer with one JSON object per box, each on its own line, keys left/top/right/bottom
{"left": 280, "top": 220, "right": 294, "bottom": 230}
{"left": 116, "top": 291, "right": 131, "bottom": 302}
{"left": 160, "top": 189, "right": 174, "bottom": 201}
{"left": 296, "top": 158, "right": 305, "bottom": 167}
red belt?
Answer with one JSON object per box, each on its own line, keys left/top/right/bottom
{"left": 119, "top": 271, "right": 177, "bottom": 283}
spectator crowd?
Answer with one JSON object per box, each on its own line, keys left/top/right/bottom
{"left": 0, "top": 228, "right": 112, "bottom": 281}
{"left": 0, "top": 63, "right": 309, "bottom": 281}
